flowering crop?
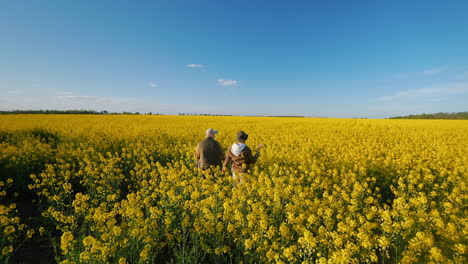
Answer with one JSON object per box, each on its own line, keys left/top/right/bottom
{"left": 0, "top": 115, "right": 466, "bottom": 263}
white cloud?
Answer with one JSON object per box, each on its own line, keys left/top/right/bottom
{"left": 187, "top": 64, "right": 204, "bottom": 68}
{"left": 217, "top": 79, "right": 237, "bottom": 86}
{"left": 423, "top": 67, "right": 445, "bottom": 75}
{"left": 376, "top": 82, "right": 468, "bottom": 101}
{"left": 148, "top": 82, "right": 158, "bottom": 88}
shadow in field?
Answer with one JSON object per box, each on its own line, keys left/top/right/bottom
{"left": 0, "top": 129, "right": 60, "bottom": 263}
{"left": 10, "top": 199, "right": 55, "bottom": 264}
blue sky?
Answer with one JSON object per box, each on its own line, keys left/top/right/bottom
{"left": 1, "top": 0, "right": 467, "bottom": 118}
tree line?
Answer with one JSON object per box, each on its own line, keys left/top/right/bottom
{"left": 178, "top": 113, "right": 232, "bottom": 116}
{"left": 0, "top": 110, "right": 159, "bottom": 115}
{"left": 389, "top": 112, "right": 468, "bottom": 120}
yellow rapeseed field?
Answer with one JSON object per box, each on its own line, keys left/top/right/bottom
{"left": 0, "top": 115, "right": 466, "bottom": 263}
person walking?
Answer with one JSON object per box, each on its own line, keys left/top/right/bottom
{"left": 195, "top": 128, "right": 225, "bottom": 171}
{"left": 223, "top": 131, "right": 263, "bottom": 183}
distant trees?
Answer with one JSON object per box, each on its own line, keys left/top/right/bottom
{"left": 0, "top": 110, "right": 159, "bottom": 115}
{"left": 389, "top": 112, "right": 468, "bottom": 120}
{"left": 178, "top": 113, "right": 232, "bottom": 116}
{"left": 0, "top": 110, "right": 103, "bottom": 115}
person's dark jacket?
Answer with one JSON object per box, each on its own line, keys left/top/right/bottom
{"left": 195, "top": 137, "right": 224, "bottom": 170}
{"left": 223, "top": 145, "right": 259, "bottom": 173}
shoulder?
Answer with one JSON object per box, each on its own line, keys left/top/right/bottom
{"left": 198, "top": 138, "right": 207, "bottom": 146}
{"left": 227, "top": 148, "right": 233, "bottom": 156}
{"left": 243, "top": 145, "right": 253, "bottom": 153}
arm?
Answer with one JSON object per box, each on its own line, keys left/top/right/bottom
{"left": 222, "top": 151, "right": 232, "bottom": 172}
{"left": 251, "top": 149, "right": 260, "bottom": 164}
{"left": 218, "top": 142, "right": 225, "bottom": 161}
{"left": 244, "top": 146, "right": 260, "bottom": 164}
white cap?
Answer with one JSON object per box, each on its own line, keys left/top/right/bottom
{"left": 206, "top": 128, "right": 218, "bottom": 136}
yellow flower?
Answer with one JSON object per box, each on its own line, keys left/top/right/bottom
{"left": 139, "top": 244, "right": 151, "bottom": 261}
{"left": 26, "top": 229, "right": 35, "bottom": 238}
{"left": 82, "top": 236, "right": 95, "bottom": 247}
{"left": 4, "top": 225, "right": 15, "bottom": 235}
{"left": 429, "top": 247, "right": 445, "bottom": 262}
{"left": 244, "top": 239, "right": 253, "bottom": 250}
{"left": 283, "top": 246, "right": 296, "bottom": 261}
{"left": 2, "top": 246, "right": 13, "bottom": 256}
{"left": 279, "top": 223, "right": 290, "bottom": 239}
{"left": 113, "top": 226, "right": 122, "bottom": 236}
{"left": 60, "top": 231, "right": 74, "bottom": 253}
{"left": 455, "top": 243, "right": 466, "bottom": 255}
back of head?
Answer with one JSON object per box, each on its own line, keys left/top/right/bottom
{"left": 236, "top": 131, "right": 248, "bottom": 142}
{"left": 206, "top": 128, "right": 218, "bottom": 138}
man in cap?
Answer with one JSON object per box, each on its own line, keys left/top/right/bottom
{"left": 195, "top": 128, "right": 225, "bottom": 170}
{"left": 223, "top": 131, "right": 263, "bottom": 183}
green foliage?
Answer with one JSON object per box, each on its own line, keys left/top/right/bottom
{"left": 389, "top": 112, "right": 468, "bottom": 120}
{"left": 0, "top": 110, "right": 147, "bottom": 115}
